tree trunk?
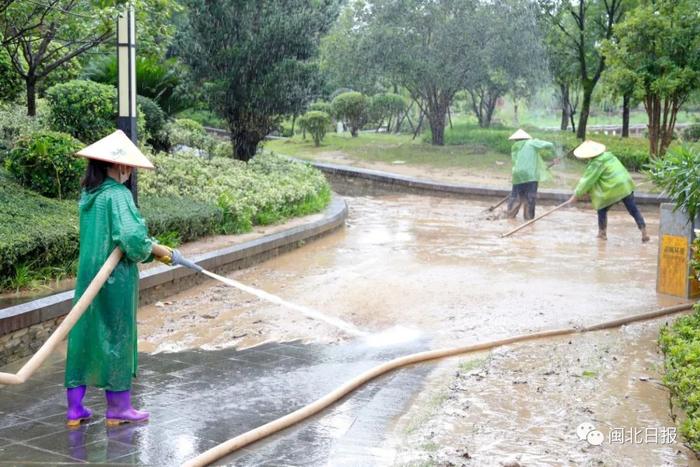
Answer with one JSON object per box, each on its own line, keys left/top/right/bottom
{"left": 230, "top": 130, "right": 259, "bottom": 162}
{"left": 428, "top": 113, "right": 445, "bottom": 145}
{"left": 291, "top": 115, "right": 296, "bottom": 135}
{"left": 621, "top": 93, "right": 630, "bottom": 138}
{"left": 513, "top": 101, "right": 519, "bottom": 127}
{"left": 350, "top": 126, "right": 358, "bottom": 137}
{"left": 26, "top": 76, "right": 37, "bottom": 117}
{"left": 576, "top": 82, "right": 594, "bottom": 139}
{"left": 559, "top": 83, "right": 570, "bottom": 131}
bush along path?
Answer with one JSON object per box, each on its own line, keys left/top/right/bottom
{"left": 0, "top": 153, "right": 331, "bottom": 294}
{"left": 659, "top": 234, "right": 700, "bottom": 454}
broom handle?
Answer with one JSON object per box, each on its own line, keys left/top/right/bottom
{"left": 501, "top": 199, "right": 573, "bottom": 238}
{"left": 0, "top": 248, "right": 123, "bottom": 384}
{"left": 486, "top": 195, "right": 509, "bottom": 212}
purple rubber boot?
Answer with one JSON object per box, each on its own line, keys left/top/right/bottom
{"left": 66, "top": 385, "right": 92, "bottom": 427}
{"left": 105, "top": 390, "right": 149, "bottom": 426}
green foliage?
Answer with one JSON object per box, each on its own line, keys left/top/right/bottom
{"left": 684, "top": 123, "right": 700, "bottom": 143}
{"left": 166, "top": 118, "right": 219, "bottom": 155}
{"left": 603, "top": 0, "right": 700, "bottom": 156}
{"left": 82, "top": 56, "right": 193, "bottom": 115}
{"left": 0, "top": 169, "right": 79, "bottom": 286}
{"left": 299, "top": 111, "right": 331, "bottom": 147}
{"left": 309, "top": 101, "right": 333, "bottom": 115}
{"left": 648, "top": 145, "right": 700, "bottom": 221}
{"left": 0, "top": 103, "right": 46, "bottom": 155}
{"left": 139, "top": 196, "right": 222, "bottom": 243}
{"left": 332, "top": 92, "right": 368, "bottom": 137}
{"left": 137, "top": 95, "right": 168, "bottom": 150}
{"left": 0, "top": 48, "right": 22, "bottom": 102}
{"left": 45, "top": 80, "right": 116, "bottom": 143}
{"left": 178, "top": 0, "right": 339, "bottom": 160}
{"left": 139, "top": 151, "right": 331, "bottom": 233}
{"left": 175, "top": 108, "right": 227, "bottom": 129}
{"left": 4, "top": 130, "right": 84, "bottom": 199}
{"left": 659, "top": 307, "right": 700, "bottom": 452}
{"left": 369, "top": 93, "right": 406, "bottom": 124}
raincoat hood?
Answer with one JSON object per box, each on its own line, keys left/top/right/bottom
{"left": 79, "top": 177, "right": 123, "bottom": 212}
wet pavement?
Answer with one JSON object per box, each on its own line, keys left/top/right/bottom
{"left": 0, "top": 337, "right": 430, "bottom": 465}
{"left": 0, "top": 193, "right": 694, "bottom": 465}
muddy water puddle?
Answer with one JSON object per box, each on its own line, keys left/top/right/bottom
{"left": 390, "top": 319, "right": 698, "bottom": 466}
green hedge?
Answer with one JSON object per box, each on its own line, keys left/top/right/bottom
{"left": 140, "top": 196, "right": 222, "bottom": 243}
{"left": 659, "top": 306, "right": 700, "bottom": 452}
{"left": 46, "top": 80, "right": 116, "bottom": 143}
{"left": 438, "top": 123, "right": 652, "bottom": 171}
{"left": 0, "top": 170, "right": 79, "bottom": 286}
{"left": 4, "top": 130, "right": 85, "bottom": 199}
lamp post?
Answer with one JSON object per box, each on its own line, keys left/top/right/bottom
{"left": 117, "top": 4, "right": 138, "bottom": 203}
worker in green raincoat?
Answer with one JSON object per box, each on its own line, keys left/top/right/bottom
{"left": 506, "top": 129, "right": 557, "bottom": 220}
{"left": 567, "top": 140, "right": 649, "bottom": 242}
{"left": 65, "top": 130, "right": 195, "bottom": 427}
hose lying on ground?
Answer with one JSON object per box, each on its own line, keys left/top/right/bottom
{"left": 0, "top": 248, "right": 123, "bottom": 385}
{"left": 183, "top": 302, "right": 693, "bottom": 467}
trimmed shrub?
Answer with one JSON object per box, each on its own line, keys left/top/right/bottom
{"left": 137, "top": 95, "right": 168, "bottom": 150}
{"left": 140, "top": 196, "right": 222, "bottom": 243}
{"left": 309, "top": 101, "right": 332, "bottom": 115}
{"left": 299, "top": 111, "right": 331, "bottom": 146}
{"left": 4, "top": 131, "right": 85, "bottom": 199}
{"left": 331, "top": 91, "right": 368, "bottom": 137}
{"left": 369, "top": 93, "right": 406, "bottom": 127}
{"left": 46, "top": 80, "right": 116, "bottom": 143}
{"left": 0, "top": 103, "right": 46, "bottom": 157}
{"left": 166, "top": 118, "right": 217, "bottom": 155}
{"left": 139, "top": 152, "right": 331, "bottom": 233}
{"left": 684, "top": 123, "right": 700, "bottom": 142}
{"left": 0, "top": 169, "right": 79, "bottom": 286}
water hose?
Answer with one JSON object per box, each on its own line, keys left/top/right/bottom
{"left": 182, "top": 302, "right": 693, "bottom": 467}
{"left": 501, "top": 199, "right": 573, "bottom": 238}
{"left": 0, "top": 248, "right": 123, "bottom": 385}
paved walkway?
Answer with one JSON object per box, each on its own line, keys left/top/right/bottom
{"left": 0, "top": 338, "right": 431, "bottom": 465}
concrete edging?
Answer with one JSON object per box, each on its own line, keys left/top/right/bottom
{"left": 310, "top": 160, "right": 669, "bottom": 206}
{"left": 0, "top": 195, "right": 347, "bottom": 364}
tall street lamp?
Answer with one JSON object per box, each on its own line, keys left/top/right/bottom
{"left": 117, "top": 4, "right": 138, "bottom": 203}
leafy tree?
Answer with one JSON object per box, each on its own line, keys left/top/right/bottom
{"left": 539, "top": 0, "right": 630, "bottom": 139}
{"left": 319, "top": 1, "right": 383, "bottom": 95}
{"left": 0, "top": 46, "right": 21, "bottom": 102}
{"left": 178, "top": 0, "right": 339, "bottom": 161}
{"left": 358, "top": 0, "right": 477, "bottom": 145}
{"left": 465, "top": 0, "right": 547, "bottom": 128}
{"left": 370, "top": 93, "right": 406, "bottom": 132}
{"left": 332, "top": 91, "right": 368, "bottom": 137}
{"left": 299, "top": 110, "right": 330, "bottom": 146}
{"left": 603, "top": 0, "right": 700, "bottom": 157}
{"left": 0, "top": 0, "right": 180, "bottom": 116}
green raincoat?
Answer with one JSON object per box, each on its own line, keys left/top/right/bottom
{"left": 65, "top": 178, "right": 153, "bottom": 391}
{"left": 574, "top": 152, "right": 635, "bottom": 210}
{"left": 511, "top": 139, "right": 556, "bottom": 185}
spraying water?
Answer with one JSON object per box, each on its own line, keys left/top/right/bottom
{"left": 200, "top": 270, "right": 367, "bottom": 337}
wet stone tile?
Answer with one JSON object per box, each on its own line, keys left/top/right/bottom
{"left": 0, "top": 441, "right": 82, "bottom": 463}
{"left": 0, "top": 418, "right": 65, "bottom": 443}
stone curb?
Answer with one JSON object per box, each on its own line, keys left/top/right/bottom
{"left": 309, "top": 160, "right": 669, "bottom": 205}
{"left": 0, "top": 196, "right": 347, "bottom": 354}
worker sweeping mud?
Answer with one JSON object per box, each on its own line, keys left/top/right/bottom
{"left": 505, "top": 129, "right": 558, "bottom": 220}
{"left": 64, "top": 130, "right": 195, "bottom": 427}
{"left": 567, "top": 140, "right": 650, "bottom": 242}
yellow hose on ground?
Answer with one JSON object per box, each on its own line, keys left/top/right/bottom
{"left": 0, "top": 248, "right": 123, "bottom": 385}
{"left": 183, "top": 302, "right": 693, "bottom": 467}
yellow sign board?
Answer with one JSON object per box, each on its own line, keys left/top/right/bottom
{"left": 658, "top": 234, "right": 698, "bottom": 297}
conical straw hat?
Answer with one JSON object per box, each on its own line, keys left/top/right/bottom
{"left": 75, "top": 130, "right": 155, "bottom": 169}
{"left": 573, "top": 140, "right": 606, "bottom": 159}
{"left": 508, "top": 129, "right": 532, "bottom": 141}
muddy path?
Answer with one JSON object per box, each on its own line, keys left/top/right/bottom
{"left": 390, "top": 319, "right": 699, "bottom": 466}
{"left": 135, "top": 193, "right": 693, "bottom": 464}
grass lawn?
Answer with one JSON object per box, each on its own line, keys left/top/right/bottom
{"left": 263, "top": 131, "right": 608, "bottom": 190}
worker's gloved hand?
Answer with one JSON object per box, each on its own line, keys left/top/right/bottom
{"left": 155, "top": 246, "right": 174, "bottom": 266}
{"left": 170, "top": 249, "right": 203, "bottom": 272}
